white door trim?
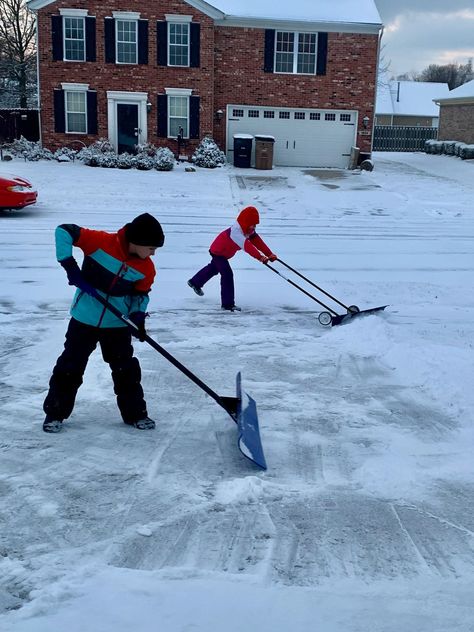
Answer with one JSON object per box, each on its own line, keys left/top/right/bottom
{"left": 107, "top": 90, "right": 148, "bottom": 151}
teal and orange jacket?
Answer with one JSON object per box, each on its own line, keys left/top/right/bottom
{"left": 56, "top": 224, "right": 156, "bottom": 328}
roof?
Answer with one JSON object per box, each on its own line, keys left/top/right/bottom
{"left": 28, "top": 0, "right": 383, "bottom": 33}
{"left": 434, "top": 80, "right": 474, "bottom": 105}
{"left": 376, "top": 80, "right": 450, "bottom": 117}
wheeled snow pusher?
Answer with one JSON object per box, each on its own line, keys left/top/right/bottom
{"left": 91, "top": 292, "right": 267, "bottom": 470}
{"left": 264, "top": 258, "right": 387, "bottom": 327}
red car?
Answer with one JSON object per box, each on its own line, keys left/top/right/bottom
{"left": 0, "top": 173, "right": 38, "bottom": 210}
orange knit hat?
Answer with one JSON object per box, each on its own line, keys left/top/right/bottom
{"left": 237, "top": 206, "right": 259, "bottom": 233}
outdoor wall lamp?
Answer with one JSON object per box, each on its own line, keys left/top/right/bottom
{"left": 362, "top": 115, "right": 370, "bottom": 129}
{"left": 146, "top": 101, "right": 152, "bottom": 113}
{"left": 215, "top": 109, "right": 224, "bottom": 122}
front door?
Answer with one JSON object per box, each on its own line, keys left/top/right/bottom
{"left": 117, "top": 103, "right": 139, "bottom": 154}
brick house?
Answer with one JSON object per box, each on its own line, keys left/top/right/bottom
{"left": 435, "top": 80, "right": 474, "bottom": 145}
{"left": 28, "top": 0, "right": 382, "bottom": 167}
{"left": 376, "top": 80, "right": 449, "bottom": 128}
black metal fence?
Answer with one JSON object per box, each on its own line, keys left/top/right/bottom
{"left": 0, "top": 109, "right": 40, "bottom": 143}
{"left": 373, "top": 126, "right": 438, "bottom": 152}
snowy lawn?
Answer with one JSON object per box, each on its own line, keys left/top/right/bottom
{"left": 1, "top": 152, "right": 474, "bottom": 631}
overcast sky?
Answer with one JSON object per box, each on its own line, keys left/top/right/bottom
{"left": 374, "top": 0, "right": 474, "bottom": 77}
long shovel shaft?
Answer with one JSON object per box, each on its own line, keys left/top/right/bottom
{"left": 277, "top": 258, "right": 350, "bottom": 311}
{"left": 91, "top": 292, "right": 233, "bottom": 417}
{"left": 264, "top": 263, "right": 338, "bottom": 315}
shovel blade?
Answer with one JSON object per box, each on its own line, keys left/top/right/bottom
{"left": 236, "top": 372, "right": 267, "bottom": 470}
{"left": 331, "top": 305, "right": 388, "bottom": 327}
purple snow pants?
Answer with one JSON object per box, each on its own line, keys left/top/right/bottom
{"left": 189, "top": 254, "right": 235, "bottom": 309}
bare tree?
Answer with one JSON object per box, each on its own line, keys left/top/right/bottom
{"left": 0, "top": 0, "right": 36, "bottom": 107}
{"left": 413, "top": 60, "right": 473, "bottom": 90}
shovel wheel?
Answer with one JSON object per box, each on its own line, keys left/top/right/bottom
{"left": 318, "top": 311, "right": 333, "bottom": 326}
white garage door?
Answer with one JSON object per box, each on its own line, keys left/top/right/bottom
{"left": 226, "top": 104, "right": 358, "bottom": 168}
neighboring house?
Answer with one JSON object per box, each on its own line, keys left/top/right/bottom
{"left": 434, "top": 80, "right": 474, "bottom": 145}
{"left": 375, "top": 80, "right": 449, "bottom": 127}
{"left": 27, "top": 0, "right": 382, "bottom": 168}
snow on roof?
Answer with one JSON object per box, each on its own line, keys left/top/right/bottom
{"left": 435, "top": 79, "right": 474, "bottom": 103}
{"left": 207, "top": 0, "right": 382, "bottom": 25}
{"left": 376, "top": 80, "right": 450, "bottom": 117}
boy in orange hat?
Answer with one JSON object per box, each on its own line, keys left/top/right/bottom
{"left": 187, "top": 206, "right": 276, "bottom": 311}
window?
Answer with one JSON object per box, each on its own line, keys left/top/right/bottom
{"left": 264, "top": 111, "right": 275, "bottom": 118}
{"left": 116, "top": 20, "right": 137, "bottom": 64}
{"left": 279, "top": 111, "right": 290, "bottom": 119}
{"left": 64, "top": 17, "right": 85, "bottom": 61}
{"left": 294, "top": 112, "right": 305, "bottom": 120}
{"left": 232, "top": 108, "right": 244, "bottom": 117}
{"left": 248, "top": 110, "right": 259, "bottom": 118}
{"left": 310, "top": 112, "right": 321, "bottom": 120}
{"left": 275, "top": 31, "right": 317, "bottom": 74}
{"left": 169, "top": 95, "right": 188, "bottom": 137}
{"left": 65, "top": 91, "right": 87, "bottom": 133}
{"left": 340, "top": 113, "right": 351, "bottom": 122}
{"left": 169, "top": 23, "right": 189, "bottom": 66}
{"left": 325, "top": 113, "right": 336, "bottom": 121}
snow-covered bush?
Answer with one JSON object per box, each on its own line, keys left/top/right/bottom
{"left": 442, "top": 141, "right": 457, "bottom": 155}
{"left": 7, "top": 136, "right": 54, "bottom": 161}
{"left": 154, "top": 147, "right": 175, "bottom": 171}
{"left": 136, "top": 154, "right": 155, "bottom": 170}
{"left": 191, "top": 136, "right": 226, "bottom": 168}
{"left": 116, "top": 153, "right": 136, "bottom": 169}
{"left": 54, "top": 147, "right": 77, "bottom": 162}
{"left": 454, "top": 142, "right": 467, "bottom": 157}
{"left": 459, "top": 144, "right": 474, "bottom": 160}
{"left": 135, "top": 142, "right": 157, "bottom": 157}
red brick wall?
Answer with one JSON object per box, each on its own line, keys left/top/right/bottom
{"left": 37, "top": 0, "right": 214, "bottom": 151}
{"left": 213, "top": 28, "right": 379, "bottom": 153}
{"left": 37, "top": 1, "right": 379, "bottom": 156}
{"left": 438, "top": 104, "right": 474, "bottom": 144}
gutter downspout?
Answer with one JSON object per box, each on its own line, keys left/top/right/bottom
{"left": 29, "top": 6, "right": 42, "bottom": 146}
{"left": 371, "top": 25, "right": 384, "bottom": 155}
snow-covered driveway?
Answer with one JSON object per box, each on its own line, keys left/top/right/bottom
{"left": 1, "top": 152, "right": 474, "bottom": 630}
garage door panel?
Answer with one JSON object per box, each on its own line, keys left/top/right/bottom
{"left": 227, "top": 105, "right": 357, "bottom": 168}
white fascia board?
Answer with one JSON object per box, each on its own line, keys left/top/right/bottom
{"left": 435, "top": 97, "right": 474, "bottom": 105}
{"left": 215, "top": 17, "right": 382, "bottom": 34}
{"left": 27, "top": 0, "right": 56, "bottom": 10}
{"left": 183, "top": 0, "right": 225, "bottom": 19}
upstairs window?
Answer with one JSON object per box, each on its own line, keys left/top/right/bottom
{"left": 116, "top": 19, "right": 137, "bottom": 64}
{"left": 169, "top": 23, "right": 189, "bottom": 66}
{"left": 275, "top": 31, "right": 317, "bottom": 74}
{"left": 64, "top": 17, "right": 85, "bottom": 61}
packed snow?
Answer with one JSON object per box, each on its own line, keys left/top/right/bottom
{"left": 1, "top": 151, "right": 474, "bottom": 631}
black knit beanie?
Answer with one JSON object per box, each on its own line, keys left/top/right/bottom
{"left": 125, "top": 213, "right": 164, "bottom": 247}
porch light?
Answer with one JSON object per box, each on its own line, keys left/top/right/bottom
{"left": 146, "top": 101, "right": 152, "bottom": 113}
{"left": 215, "top": 109, "right": 224, "bottom": 122}
{"left": 362, "top": 115, "right": 370, "bottom": 129}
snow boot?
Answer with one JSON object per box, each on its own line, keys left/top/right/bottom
{"left": 43, "top": 415, "right": 63, "bottom": 433}
{"left": 125, "top": 417, "right": 156, "bottom": 430}
{"left": 221, "top": 305, "right": 242, "bottom": 312}
{"left": 187, "top": 280, "right": 204, "bottom": 296}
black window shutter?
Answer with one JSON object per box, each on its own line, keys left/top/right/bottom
{"left": 104, "top": 18, "right": 116, "bottom": 63}
{"left": 54, "top": 90, "right": 65, "bottom": 133}
{"left": 190, "top": 23, "right": 200, "bottom": 68}
{"left": 157, "top": 21, "right": 168, "bottom": 66}
{"left": 263, "top": 29, "right": 275, "bottom": 73}
{"left": 85, "top": 17, "right": 96, "bottom": 62}
{"left": 87, "top": 91, "right": 98, "bottom": 134}
{"left": 157, "top": 94, "right": 168, "bottom": 137}
{"left": 138, "top": 20, "right": 148, "bottom": 64}
{"left": 189, "top": 96, "right": 200, "bottom": 139}
{"left": 316, "top": 32, "right": 328, "bottom": 75}
{"left": 52, "top": 15, "right": 63, "bottom": 61}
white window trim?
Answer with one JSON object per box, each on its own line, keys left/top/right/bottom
{"left": 115, "top": 18, "right": 138, "bottom": 65}
{"left": 106, "top": 91, "right": 149, "bottom": 152}
{"left": 274, "top": 31, "right": 318, "bottom": 76}
{"left": 62, "top": 15, "right": 86, "bottom": 62}
{"left": 165, "top": 88, "right": 192, "bottom": 96}
{"left": 112, "top": 11, "right": 140, "bottom": 20}
{"left": 64, "top": 89, "right": 87, "bottom": 135}
{"left": 167, "top": 21, "right": 190, "bottom": 68}
{"left": 59, "top": 8, "right": 88, "bottom": 17}
{"left": 165, "top": 14, "right": 192, "bottom": 23}
{"left": 167, "top": 95, "right": 190, "bottom": 140}
{"left": 61, "top": 82, "right": 90, "bottom": 91}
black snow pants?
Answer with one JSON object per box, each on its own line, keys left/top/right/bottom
{"left": 43, "top": 318, "right": 147, "bottom": 424}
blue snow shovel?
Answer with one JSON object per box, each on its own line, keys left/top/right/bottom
{"left": 90, "top": 291, "right": 267, "bottom": 470}
{"left": 265, "top": 259, "right": 387, "bottom": 327}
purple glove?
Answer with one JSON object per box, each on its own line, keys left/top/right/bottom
{"left": 60, "top": 257, "right": 96, "bottom": 295}
{"left": 129, "top": 311, "right": 147, "bottom": 342}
